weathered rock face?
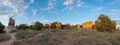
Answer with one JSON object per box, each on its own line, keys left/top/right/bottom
{"left": 4, "top": 17, "right": 17, "bottom": 32}
{"left": 82, "top": 21, "right": 93, "bottom": 30}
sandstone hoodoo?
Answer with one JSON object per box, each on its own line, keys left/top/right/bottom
{"left": 4, "top": 17, "right": 17, "bottom": 32}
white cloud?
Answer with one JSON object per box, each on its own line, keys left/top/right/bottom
{"left": 41, "top": 0, "right": 56, "bottom": 11}
{"left": 0, "top": 7, "right": 14, "bottom": 19}
{"left": 63, "top": 0, "right": 74, "bottom": 10}
{"left": 90, "top": 7, "right": 103, "bottom": 12}
{"left": 109, "top": 0, "right": 120, "bottom": 6}
{"left": 76, "top": 3, "right": 83, "bottom": 7}
{"left": 63, "top": 0, "right": 74, "bottom": 6}
{"left": 0, "top": 0, "right": 29, "bottom": 19}
{"left": 0, "top": 8, "right": 6, "bottom": 15}
{"left": 69, "top": 7, "right": 74, "bottom": 10}
{"left": 32, "top": 9, "right": 37, "bottom": 16}
{"left": 63, "top": 0, "right": 84, "bottom": 11}
{"left": 30, "top": 0, "right": 34, "bottom": 4}
{"left": 0, "top": 15, "right": 13, "bottom": 19}
{"left": 0, "top": 8, "right": 13, "bottom": 19}
{"left": 40, "top": 20, "right": 51, "bottom": 23}
{"left": 76, "top": 0, "right": 84, "bottom": 7}
{"left": 110, "top": 9, "right": 120, "bottom": 15}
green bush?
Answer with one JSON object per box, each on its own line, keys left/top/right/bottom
{"left": 33, "top": 21, "right": 43, "bottom": 30}
{"left": 94, "top": 14, "right": 116, "bottom": 32}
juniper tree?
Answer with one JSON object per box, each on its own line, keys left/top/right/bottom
{"left": 94, "top": 14, "right": 116, "bottom": 32}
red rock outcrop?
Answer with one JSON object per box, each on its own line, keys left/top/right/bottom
{"left": 82, "top": 21, "right": 93, "bottom": 30}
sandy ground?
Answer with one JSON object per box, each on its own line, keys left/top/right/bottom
{"left": 0, "top": 33, "right": 16, "bottom": 45}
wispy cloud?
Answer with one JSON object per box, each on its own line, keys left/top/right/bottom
{"left": 63, "top": 0, "right": 84, "bottom": 11}
{"left": 76, "top": 0, "right": 84, "bottom": 7}
{"left": 0, "top": 8, "right": 6, "bottom": 15}
{"left": 41, "top": 0, "right": 56, "bottom": 11}
{"left": 90, "top": 7, "right": 104, "bottom": 13}
{"left": 109, "top": 0, "right": 120, "bottom": 5}
{"left": 110, "top": 9, "right": 120, "bottom": 15}
{"left": 63, "top": 0, "right": 74, "bottom": 6}
{"left": 0, "top": 0, "right": 29, "bottom": 19}
{"left": 0, "top": 7, "right": 14, "bottom": 19}
{"left": 32, "top": 9, "right": 37, "bottom": 16}
{"left": 30, "top": 0, "right": 34, "bottom": 4}
{"left": 95, "top": 0, "right": 103, "bottom": 2}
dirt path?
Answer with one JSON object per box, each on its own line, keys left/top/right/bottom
{"left": 0, "top": 33, "right": 16, "bottom": 45}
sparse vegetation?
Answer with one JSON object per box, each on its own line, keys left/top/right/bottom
{"left": 15, "top": 30, "right": 40, "bottom": 40}
{"left": 0, "top": 34, "right": 11, "bottom": 42}
{"left": 12, "top": 29, "right": 120, "bottom": 45}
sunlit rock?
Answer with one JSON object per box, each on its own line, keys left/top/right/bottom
{"left": 82, "top": 21, "right": 93, "bottom": 30}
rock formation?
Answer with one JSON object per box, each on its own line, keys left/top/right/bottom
{"left": 4, "top": 17, "right": 17, "bottom": 32}
{"left": 82, "top": 21, "right": 93, "bottom": 30}
{"left": 50, "top": 22, "right": 62, "bottom": 29}
{"left": 55, "top": 22, "right": 62, "bottom": 29}
{"left": 43, "top": 24, "right": 50, "bottom": 29}
{"left": 76, "top": 24, "right": 82, "bottom": 29}
{"left": 8, "top": 17, "right": 15, "bottom": 26}
{"left": 62, "top": 24, "right": 70, "bottom": 29}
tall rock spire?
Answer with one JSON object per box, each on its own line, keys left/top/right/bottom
{"left": 4, "top": 17, "right": 17, "bottom": 33}
{"left": 8, "top": 17, "right": 15, "bottom": 26}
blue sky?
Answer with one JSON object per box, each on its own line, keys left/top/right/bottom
{"left": 0, "top": 0, "right": 120, "bottom": 26}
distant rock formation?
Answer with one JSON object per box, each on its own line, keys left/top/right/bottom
{"left": 43, "top": 24, "right": 50, "bottom": 29}
{"left": 4, "top": 17, "right": 17, "bottom": 32}
{"left": 55, "top": 22, "right": 62, "bottom": 29}
{"left": 50, "top": 22, "right": 62, "bottom": 29}
{"left": 76, "top": 24, "right": 82, "bottom": 29}
{"left": 8, "top": 17, "right": 15, "bottom": 26}
{"left": 62, "top": 24, "right": 71, "bottom": 29}
{"left": 75, "top": 21, "right": 95, "bottom": 30}
{"left": 82, "top": 21, "right": 93, "bottom": 30}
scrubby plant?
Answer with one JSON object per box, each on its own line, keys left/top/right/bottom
{"left": 33, "top": 21, "right": 43, "bottom": 30}
{"left": 94, "top": 14, "right": 116, "bottom": 32}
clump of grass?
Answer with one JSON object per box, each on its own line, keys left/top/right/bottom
{"left": 15, "top": 30, "right": 40, "bottom": 40}
{"left": 0, "top": 34, "right": 11, "bottom": 42}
